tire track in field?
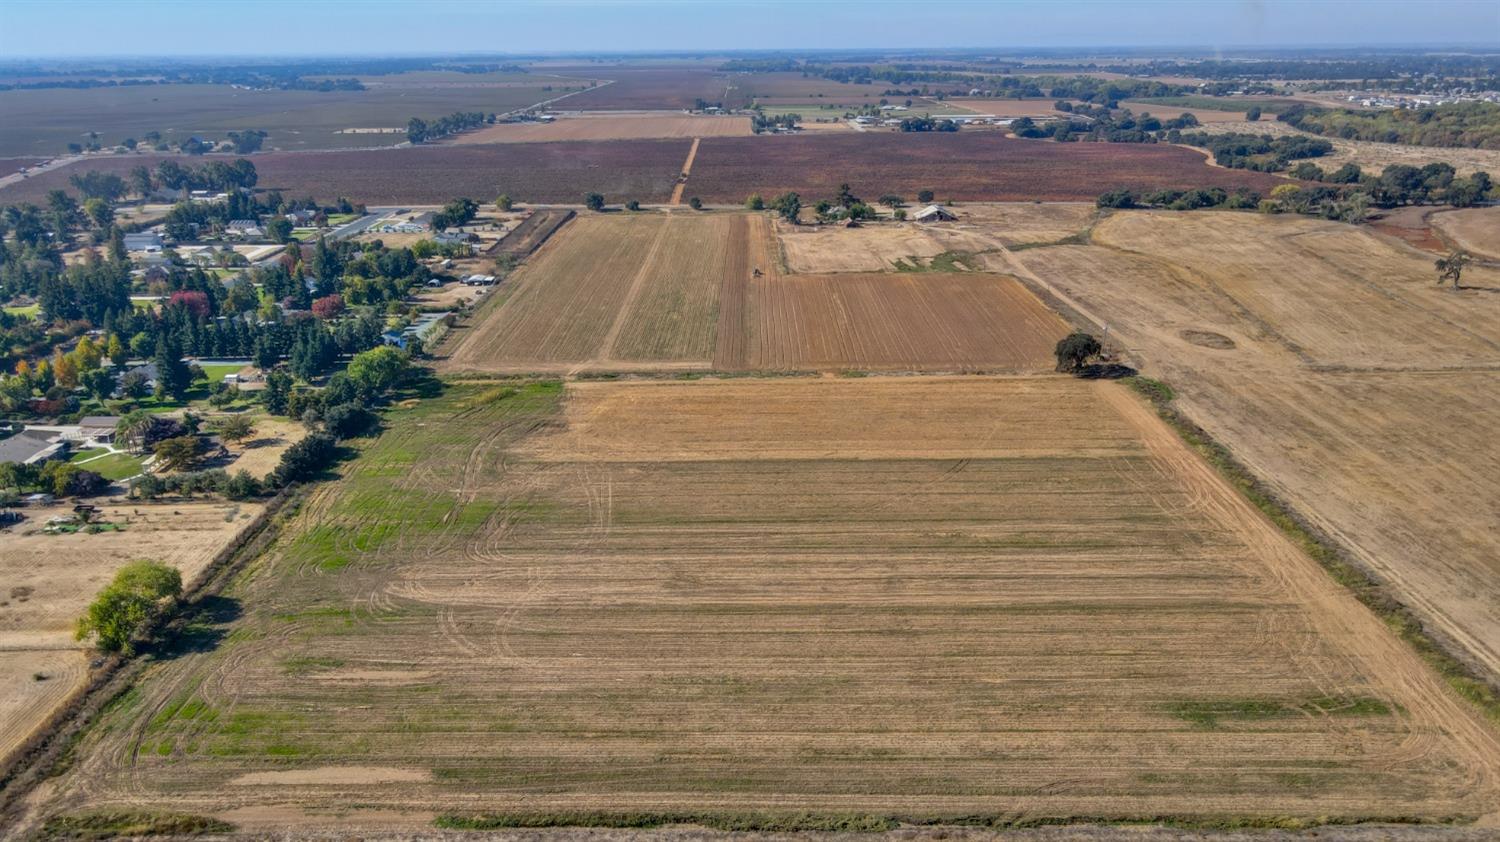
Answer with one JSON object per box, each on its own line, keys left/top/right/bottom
{"left": 669, "top": 137, "right": 701, "bottom": 206}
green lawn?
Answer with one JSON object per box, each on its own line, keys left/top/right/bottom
{"left": 69, "top": 447, "right": 109, "bottom": 463}
{"left": 76, "top": 451, "right": 145, "bottom": 481}
{"left": 3, "top": 303, "right": 40, "bottom": 318}
{"left": 198, "top": 364, "right": 245, "bottom": 383}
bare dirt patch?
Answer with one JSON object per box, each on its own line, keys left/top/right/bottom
{"left": 21, "top": 377, "right": 1500, "bottom": 832}
{"left": 450, "top": 114, "right": 751, "bottom": 144}
{"left": 776, "top": 220, "right": 997, "bottom": 273}
{"left": 231, "top": 766, "right": 431, "bottom": 786}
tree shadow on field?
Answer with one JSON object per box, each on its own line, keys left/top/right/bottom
{"left": 151, "top": 595, "right": 242, "bottom": 661}
{"left": 1077, "top": 363, "right": 1137, "bottom": 380}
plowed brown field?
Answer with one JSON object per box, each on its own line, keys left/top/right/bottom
{"left": 450, "top": 114, "right": 751, "bottom": 144}
{"left": 20, "top": 378, "right": 1500, "bottom": 836}
{"left": 1002, "top": 210, "right": 1500, "bottom": 690}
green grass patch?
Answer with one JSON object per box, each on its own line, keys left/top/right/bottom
{"left": 1128, "top": 375, "right": 1500, "bottom": 726}
{"left": 72, "top": 451, "right": 144, "bottom": 480}
{"left": 195, "top": 363, "right": 243, "bottom": 383}
{"left": 892, "top": 250, "right": 983, "bottom": 273}
{"left": 40, "top": 810, "right": 233, "bottom": 840}
{"left": 68, "top": 447, "right": 107, "bottom": 463}
{"left": 1127, "top": 96, "right": 1297, "bottom": 114}
{"left": 3, "top": 302, "right": 40, "bottom": 318}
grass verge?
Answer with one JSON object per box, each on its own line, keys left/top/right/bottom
{"left": 39, "top": 810, "right": 233, "bottom": 840}
{"left": 1125, "top": 374, "right": 1500, "bottom": 725}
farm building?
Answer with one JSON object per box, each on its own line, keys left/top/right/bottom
{"left": 225, "top": 219, "right": 263, "bottom": 238}
{"left": 913, "top": 204, "right": 957, "bottom": 222}
{"left": 123, "top": 232, "right": 163, "bottom": 253}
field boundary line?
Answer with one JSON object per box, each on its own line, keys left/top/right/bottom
{"left": 669, "top": 136, "right": 701, "bottom": 206}
{"left": 0, "top": 487, "right": 308, "bottom": 830}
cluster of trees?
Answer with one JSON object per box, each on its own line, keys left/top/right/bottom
{"left": 1289, "top": 162, "right": 1491, "bottom": 209}
{"left": 225, "top": 129, "right": 268, "bottom": 154}
{"left": 1279, "top": 102, "right": 1500, "bottom": 150}
{"left": 433, "top": 198, "right": 479, "bottom": 230}
{"left": 899, "top": 116, "right": 960, "bottom": 132}
{"left": 1097, "top": 187, "right": 1263, "bottom": 212}
{"left": 73, "top": 560, "right": 181, "bottom": 655}
{"left": 130, "top": 467, "right": 262, "bottom": 501}
{"left": 0, "top": 458, "right": 110, "bottom": 499}
{"left": 1177, "top": 131, "right": 1334, "bottom": 171}
{"left": 1, "top": 232, "right": 425, "bottom": 417}
{"left": 406, "top": 111, "right": 492, "bottom": 144}
{"left": 1098, "top": 160, "right": 1492, "bottom": 221}
{"left": 750, "top": 113, "right": 799, "bottom": 133}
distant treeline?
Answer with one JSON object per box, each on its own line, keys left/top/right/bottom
{"left": 0, "top": 57, "right": 531, "bottom": 93}
{"left": 1279, "top": 102, "right": 1500, "bottom": 150}
{"left": 406, "top": 112, "right": 494, "bottom": 144}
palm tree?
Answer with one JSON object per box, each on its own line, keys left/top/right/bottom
{"left": 114, "top": 410, "right": 154, "bottom": 453}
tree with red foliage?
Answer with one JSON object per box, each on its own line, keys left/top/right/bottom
{"left": 311, "top": 294, "right": 345, "bottom": 320}
{"left": 167, "top": 290, "right": 211, "bottom": 319}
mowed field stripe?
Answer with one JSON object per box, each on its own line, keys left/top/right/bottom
{"left": 594, "top": 214, "right": 676, "bottom": 365}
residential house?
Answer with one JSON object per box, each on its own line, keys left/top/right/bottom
{"left": 0, "top": 430, "right": 67, "bottom": 465}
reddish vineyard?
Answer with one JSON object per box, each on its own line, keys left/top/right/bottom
{"left": 549, "top": 66, "right": 750, "bottom": 110}
{"left": 0, "top": 141, "right": 690, "bottom": 206}
{"left": 687, "top": 133, "right": 1292, "bottom": 203}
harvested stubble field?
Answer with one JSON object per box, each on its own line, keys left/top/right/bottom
{"left": 442, "top": 212, "right": 1069, "bottom": 374}
{"left": 1119, "top": 102, "right": 1270, "bottom": 124}
{"left": 449, "top": 114, "right": 752, "bottom": 144}
{"left": 442, "top": 212, "right": 739, "bottom": 371}
{"left": 0, "top": 141, "right": 691, "bottom": 206}
{"left": 685, "top": 133, "right": 1290, "bottom": 203}
{"left": 0, "top": 502, "right": 263, "bottom": 764}
{"left": 1001, "top": 210, "right": 1500, "bottom": 690}
{"left": 19, "top": 376, "right": 1500, "bottom": 836}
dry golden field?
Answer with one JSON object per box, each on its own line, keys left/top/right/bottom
{"left": 450, "top": 114, "right": 752, "bottom": 144}
{"left": 0, "top": 502, "right": 263, "bottom": 764}
{"left": 1004, "top": 210, "right": 1500, "bottom": 688}
{"left": 947, "top": 99, "right": 1071, "bottom": 117}
{"left": 441, "top": 212, "right": 736, "bottom": 372}
{"left": 1430, "top": 206, "right": 1500, "bottom": 261}
{"left": 444, "top": 212, "right": 1071, "bottom": 374}
{"left": 775, "top": 204, "right": 1096, "bottom": 274}
{"left": 18, "top": 378, "right": 1500, "bottom": 837}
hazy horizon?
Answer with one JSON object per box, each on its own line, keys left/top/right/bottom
{"left": 2, "top": 0, "right": 1497, "bottom": 60}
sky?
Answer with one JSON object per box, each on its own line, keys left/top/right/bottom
{"left": 1, "top": 0, "right": 1497, "bottom": 59}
